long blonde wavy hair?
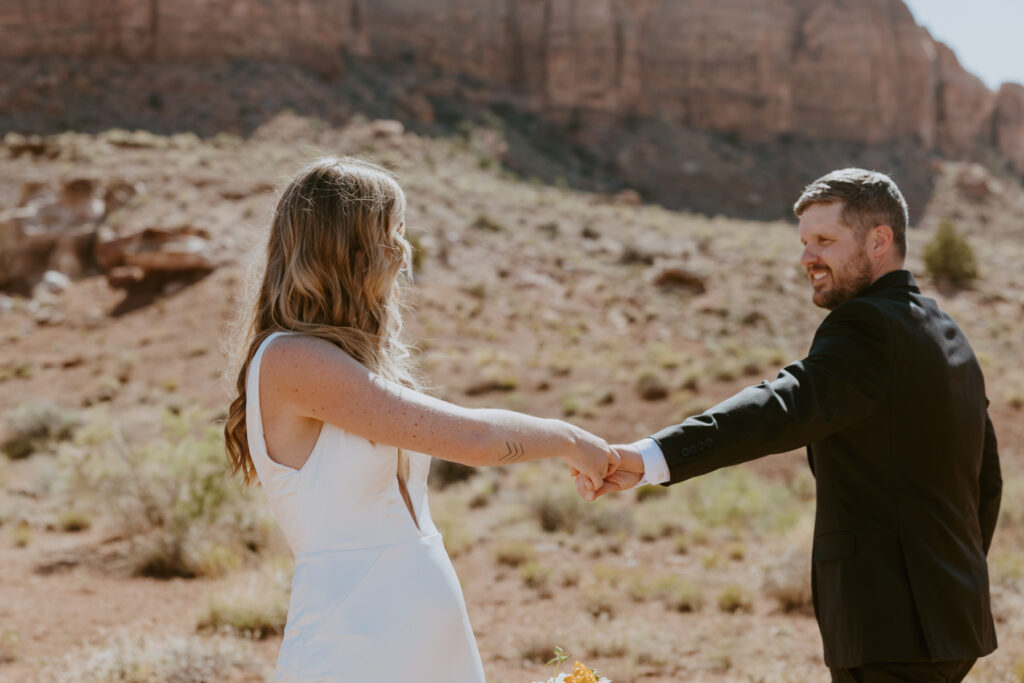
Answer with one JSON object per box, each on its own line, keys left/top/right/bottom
{"left": 224, "top": 157, "right": 419, "bottom": 494}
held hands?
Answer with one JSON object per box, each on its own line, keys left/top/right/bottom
{"left": 573, "top": 444, "right": 645, "bottom": 501}
{"left": 560, "top": 426, "right": 621, "bottom": 492}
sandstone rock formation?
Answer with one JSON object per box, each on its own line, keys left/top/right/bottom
{"left": 0, "top": 0, "right": 368, "bottom": 78}
{"left": 1, "top": 0, "right": 1021, "bottom": 216}
{"left": 0, "top": 176, "right": 218, "bottom": 294}
{"left": 995, "top": 84, "right": 1024, "bottom": 175}
{"left": 357, "top": 0, "right": 1019, "bottom": 159}
{"left": 0, "top": 178, "right": 105, "bottom": 292}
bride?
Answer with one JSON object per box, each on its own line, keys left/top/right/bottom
{"left": 223, "top": 157, "right": 618, "bottom": 681}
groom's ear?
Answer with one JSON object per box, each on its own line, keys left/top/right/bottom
{"left": 868, "top": 224, "right": 894, "bottom": 259}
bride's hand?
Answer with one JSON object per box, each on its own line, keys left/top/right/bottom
{"left": 573, "top": 444, "right": 644, "bottom": 500}
{"left": 561, "top": 427, "right": 619, "bottom": 492}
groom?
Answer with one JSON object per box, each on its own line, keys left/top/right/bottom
{"left": 583, "top": 169, "right": 1002, "bottom": 681}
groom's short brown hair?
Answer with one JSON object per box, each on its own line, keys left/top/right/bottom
{"left": 794, "top": 168, "right": 909, "bottom": 257}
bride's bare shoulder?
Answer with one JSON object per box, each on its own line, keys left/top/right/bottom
{"left": 260, "top": 334, "right": 365, "bottom": 393}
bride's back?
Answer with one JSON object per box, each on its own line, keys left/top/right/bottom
{"left": 246, "top": 331, "right": 438, "bottom": 556}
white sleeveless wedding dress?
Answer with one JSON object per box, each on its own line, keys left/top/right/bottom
{"left": 246, "top": 332, "right": 486, "bottom": 682}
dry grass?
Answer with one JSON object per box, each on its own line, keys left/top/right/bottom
{"left": 762, "top": 517, "right": 814, "bottom": 611}
{"left": 1, "top": 399, "right": 79, "bottom": 458}
{"left": 494, "top": 539, "right": 536, "bottom": 567}
{"left": 56, "top": 410, "right": 278, "bottom": 578}
{"left": 197, "top": 564, "right": 291, "bottom": 639}
{"left": 42, "top": 633, "right": 269, "bottom": 682}
{"left": 0, "top": 629, "right": 19, "bottom": 664}
{"left": 717, "top": 585, "right": 754, "bottom": 613}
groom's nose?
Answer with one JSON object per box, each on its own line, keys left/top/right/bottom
{"left": 801, "top": 244, "right": 819, "bottom": 269}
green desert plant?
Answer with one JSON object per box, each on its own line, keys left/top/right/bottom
{"left": 924, "top": 219, "right": 978, "bottom": 284}
{"left": 494, "top": 539, "right": 536, "bottom": 567}
{"left": 717, "top": 585, "right": 754, "bottom": 613}
{"left": 58, "top": 411, "right": 276, "bottom": 578}
{"left": 0, "top": 629, "right": 19, "bottom": 664}
{"left": 654, "top": 575, "right": 703, "bottom": 612}
{"left": 1, "top": 399, "right": 80, "bottom": 458}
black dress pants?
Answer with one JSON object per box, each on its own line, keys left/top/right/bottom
{"left": 830, "top": 659, "right": 975, "bottom": 683}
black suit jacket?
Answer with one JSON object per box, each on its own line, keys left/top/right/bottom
{"left": 651, "top": 270, "right": 1001, "bottom": 668}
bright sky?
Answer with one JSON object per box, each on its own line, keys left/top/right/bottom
{"left": 903, "top": 0, "right": 1024, "bottom": 90}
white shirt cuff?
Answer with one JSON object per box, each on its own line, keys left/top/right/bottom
{"left": 631, "top": 437, "right": 670, "bottom": 487}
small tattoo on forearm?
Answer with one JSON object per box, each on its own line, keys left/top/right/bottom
{"left": 499, "top": 441, "right": 525, "bottom": 463}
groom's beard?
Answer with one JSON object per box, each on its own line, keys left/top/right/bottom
{"left": 811, "top": 248, "right": 875, "bottom": 310}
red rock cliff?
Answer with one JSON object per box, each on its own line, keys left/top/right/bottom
{"left": 1, "top": 0, "right": 1020, "bottom": 172}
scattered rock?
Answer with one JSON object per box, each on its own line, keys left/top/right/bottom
{"left": 0, "top": 177, "right": 106, "bottom": 292}
{"left": 956, "top": 163, "right": 1003, "bottom": 200}
{"left": 612, "top": 189, "right": 642, "bottom": 206}
{"left": 650, "top": 262, "right": 708, "bottom": 294}
{"left": 370, "top": 119, "right": 405, "bottom": 138}
{"left": 97, "top": 225, "right": 217, "bottom": 290}
{"left": 102, "top": 129, "right": 168, "bottom": 149}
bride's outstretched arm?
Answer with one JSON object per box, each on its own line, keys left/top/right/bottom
{"left": 260, "top": 334, "right": 618, "bottom": 488}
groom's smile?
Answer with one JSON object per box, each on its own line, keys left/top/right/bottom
{"left": 799, "top": 202, "right": 875, "bottom": 310}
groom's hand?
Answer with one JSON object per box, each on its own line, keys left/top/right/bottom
{"left": 575, "top": 444, "right": 644, "bottom": 500}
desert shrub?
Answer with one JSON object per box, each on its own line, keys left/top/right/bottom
{"left": 762, "top": 517, "right": 814, "bottom": 611}
{"left": 582, "top": 585, "right": 617, "bottom": 618}
{"left": 557, "top": 567, "right": 581, "bottom": 588}
{"left": 494, "top": 539, "right": 535, "bottom": 567}
{"left": 625, "top": 571, "right": 654, "bottom": 602}
{"left": 717, "top": 585, "right": 754, "bottom": 613}
{"left": 58, "top": 411, "right": 276, "bottom": 578}
{"left": 1, "top": 399, "right": 80, "bottom": 458}
{"left": 924, "top": 220, "right": 978, "bottom": 284}
{"left": 428, "top": 459, "right": 477, "bottom": 489}
{"left": 527, "top": 480, "right": 633, "bottom": 538}
{"left": 683, "top": 468, "right": 808, "bottom": 535}
{"left": 519, "top": 561, "right": 553, "bottom": 589}
{"left": 516, "top": 632, "right": 573, "bottom": 665}
{"left": 654, "top": 575, "right": 703, "bottom": 612}
{"left": 726, "top": 542, "right": 746, "bottom": 561}
{"left": 634, "top": 484, "right": 669, "bottom": 503}
{"left": 43, "top": 633, "right": 268, "bottom": 682}
{"left": 430, "top": 491, "right": 479, "bottom": 559}
{"left": 471, "top": 213, "right": 505, "bottom": 232}
{"left": 407, "top": 230, "right": 427, "bottom": 270}
{"left": 632, "top": 497, "right": 685, "bottom": 541}
{"left": 11, "top": 521, "right": 32, "bottom": 547}
{"left": 197, "top": 566, "right": 290, "bottom": 639}
{"left": 57, "top": 509, "right": 92, "bottom": 532}
{"left": 0, "top": 629, "right": 19, "bottom": 664}
{"left": 531, "top": 487, "right": 587, "bottom": 533}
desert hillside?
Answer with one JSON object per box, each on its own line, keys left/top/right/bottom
{"left": 1, "top": 114, "right": 1022, "bottom": 681}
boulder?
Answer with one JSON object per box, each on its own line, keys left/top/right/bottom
{"left": 0, "top": 175, "right": 218, "bottom": 295}
{"left": 956, "top": 163, "right": 1003, "bottom": 201}
{"left": 650, "top": 262, "right": 708, "bottom": 294}
{"left": 0, "top": 177, "right": 105, "bottom": 292}
{"left": 95, "top": 224, "right": 217, "bottom": 289}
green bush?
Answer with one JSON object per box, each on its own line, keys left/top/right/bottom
{"left": 924, "top": 220, "right": 978, "bottom": 284}
{"left": 197, "top": 565, "right": 291, "bottom": 639}
{"left": 2, "top": 400, "right": 80, "bottom": 458}
{"left": 717, "top": 584, "right": 754, "bottom": 613}
{"left": 58, "top": 411, "right": 276, "bottom": 578}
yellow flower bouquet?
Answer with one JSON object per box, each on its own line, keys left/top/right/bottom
{"left": 532, "top": 648, "right": 610, "bottom": 683}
